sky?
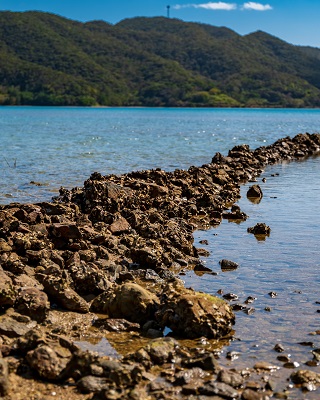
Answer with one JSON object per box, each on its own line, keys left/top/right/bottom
{"left": 1, "top": 0, "right": 319, "bottom": 48}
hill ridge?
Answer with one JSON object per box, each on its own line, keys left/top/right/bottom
{"left": 0, "top": 11, "right": 320, "bottom": 107}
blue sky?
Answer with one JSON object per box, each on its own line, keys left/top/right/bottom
{"left": 1, "top": 1, "right": 319, "bottom": 47}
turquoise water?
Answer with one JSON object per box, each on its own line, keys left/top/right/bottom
{"left": 1, "top": 107, "right": 320, "bottom": 395}
{"left": 0, "top": 106, "right": 319, "bottom": 203}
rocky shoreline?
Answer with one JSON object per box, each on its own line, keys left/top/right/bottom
{"left": 0, "top": 133, "right": 320, "bottom": 399}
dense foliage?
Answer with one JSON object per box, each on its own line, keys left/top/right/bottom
{"left": 1, "top": 12, "right": 320, "bottom": 107}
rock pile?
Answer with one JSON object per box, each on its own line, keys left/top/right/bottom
{"left": 0, "top": 133, "right": 319, "bottom": 398}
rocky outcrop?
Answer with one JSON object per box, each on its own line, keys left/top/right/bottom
{"left": 0, "top": 133, "right": 319, "bottom": 398}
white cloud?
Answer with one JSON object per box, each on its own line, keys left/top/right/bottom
{"left": 173, "top": 2, "right": 237, "bottom": 11}
{"left": 242, "top": 2, "right": 273, "bottom": 11}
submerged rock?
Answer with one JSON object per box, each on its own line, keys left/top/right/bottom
{"left": 219, "top": 259, "right": 239, "bottom": 272}
{"left": 247, "top": 223, "right": 271, "bottom": 236}
{"left": 247, "top": 184, "right": 263, "bottom": 199}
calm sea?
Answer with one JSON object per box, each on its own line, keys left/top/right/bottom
{"left": 1, "top": 106, "right": 319, "bottom": 203}
{"left": 1, "top": 107, "right": 320, "bottom": 394}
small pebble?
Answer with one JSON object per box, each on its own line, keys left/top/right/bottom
{"left": 223, "top": 293, "right": 239, "bottom": 301}
{"left": 274, "top": 343, "right": 284, "bottom": 352}
{"left": 243, "top": 307, "right": 255, "bottom": 315}
{"left": 244, "top": 296, "right": 257, "bottom": 304}
{"left": 254, "top": 361, "right": 279, "bottom": 371}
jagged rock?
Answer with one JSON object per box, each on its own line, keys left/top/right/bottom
{"left": 15, "top": 287, "right": 50, "bottom": 322}
{"left": 77, "top": 375, "right": 109, "bottom": 394}
{"left": 0, "top": 310, "right": 37, "bottom": 337}
{"left": 109, "top": 216, "right": 131, "bottom": 235}
{"left": 199, "top": 380, "right": 239, "bottom": 398}
{"left": 156, "top": 282, "right": 235, "bottom": 338}
{"left": 26, "top": 343, "right": 72, "bottom": 380}
{"left": 0, "top": 239, "right": 12, "bottom": 253}
{"left": 90, "top": 283, "right": 160, "bottom": 324}
{"left": 37, "top": 268, "right": 89, "bottom": 313}
{"left": 182, "top": 353, "right": 221, "bottom": 372}
{"left": 217, "top": 369, "right": 245, "bottom": 388}
{"left": 247, "top": 223, "right": 271, "bottom": 236}
{"left": 68, "top": 261, "right": 112, "bottom": 295}
{"left": 0, "top": 268, "right": 16, "bottom": 307}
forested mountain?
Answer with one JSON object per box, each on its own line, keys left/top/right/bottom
{"left": 1, "top": 11, "right": 320, "bottom": 107}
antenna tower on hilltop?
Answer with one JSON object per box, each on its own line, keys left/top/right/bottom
{"left": 167, "top": 5, "right": 170, "bottom": 18}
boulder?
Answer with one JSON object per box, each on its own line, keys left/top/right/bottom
{"left": 156, "top": 283, "right": 235, "bottom": 338}
{"left": 90, "top": 283, "right": 160, "bottom": 325}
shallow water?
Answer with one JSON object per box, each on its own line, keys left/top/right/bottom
{"left": 186, "top": 156, "right": 320, "bottom": 396}
{"left": 1, "top": 106, "right": 320, "bottom": 203}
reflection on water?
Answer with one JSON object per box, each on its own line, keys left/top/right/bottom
{"left": 74, "top": 337, "right": 120, "bottom": 358}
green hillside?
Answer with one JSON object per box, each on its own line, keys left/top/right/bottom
{"left": 0, "top": 11, "right": 320, "bottom": 107}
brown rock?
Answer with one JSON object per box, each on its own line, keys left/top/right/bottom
{"left": 156, "top": 282, "right": 235, "bottom": 338}
{"left": 290, "top": 369, "right": 320, "bottom": 385}
{"left": 90, "top": 283, "right": 159, "bottom": 324}
{"left": 0, "top": 268, "right": 16, "bottom": 307}
{"left": 109, "top": 216, "right": 131, "bottom": 235}
{"left": 143, "top": 337, "right": 178, "bottom": 364}
{"left": 38, "top": 270, "right": 89, "bottom": 313}
{"left": 247, "top": 223, "right": 271, "bottom": 236}
{"left": 26, "top": 344, "right": 72, "bottom": 380}
{"left": 247, "top": 184, "right": 263, "bottom": 199}
{"left": 220, "top": 259, "right": 239, "bottom": 272}
{"left": 15, "top": 287, "right": 50, "bottom": 322}
{"left": 0, "top": 312, "right": 37, "bottom": 337}
{"left": 51, "top": 223, "right": 82, "bottom": 240}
